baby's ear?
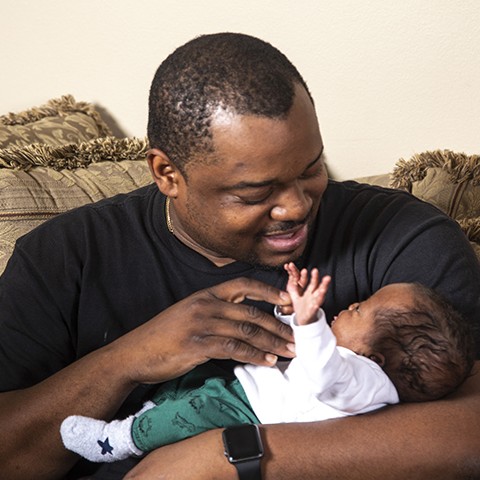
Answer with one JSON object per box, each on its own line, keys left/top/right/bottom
{"left": 368, "top": 352, "right": 385, "bottom": 367}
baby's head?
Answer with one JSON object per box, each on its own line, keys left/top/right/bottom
{"left": 331, "top": 283, "right": 475, "bottom": 402}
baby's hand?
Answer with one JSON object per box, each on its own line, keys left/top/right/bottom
{"left": 285, "top": 265, "right": 331, "bottom": 326}
{"left": 277, "top": 263, "right": 306, "bottom": 315}
{"left": 284, "top": 262, "right": 307, "bottom": 291}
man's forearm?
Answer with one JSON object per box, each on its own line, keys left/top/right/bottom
{"left": 261, "top": 361, "right": 480, "bottom": 479}
{"left": 126, "top": 362, "right": 480, "bottom": 479}
{"left": 0, "top": 344, "right": 137, "bottom": 480}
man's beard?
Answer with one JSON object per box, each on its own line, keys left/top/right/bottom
{"left": 244, "top": 250, "right": 302, "bottom": 271}
{"left": 237, "top": 218, "right": 314, "bottom": 270}
{"left": 185, "top": 207, "right": 314, "bottom": 269}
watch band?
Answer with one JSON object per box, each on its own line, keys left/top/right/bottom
{"left": 235, "top": 457, "right": 262, "bottom": 480}
{"left": 223, "top": 424, "right": 264, "bottom": 480}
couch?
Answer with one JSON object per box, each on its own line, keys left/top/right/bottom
{"left": 1, "top": 95, "right": 479, "bottom": 275}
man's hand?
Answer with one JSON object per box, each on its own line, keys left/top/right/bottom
{"left": 0, "top": 277, "right": 293, "bottom": 480}
{"left": 111, "top": 277, "right": 295, "bottom": 386}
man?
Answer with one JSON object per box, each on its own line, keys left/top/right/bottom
{"left": 0, "top": 33, "right": 479, "bottom": 480}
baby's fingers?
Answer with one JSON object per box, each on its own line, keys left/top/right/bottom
{"left": 313, "top": 275, "right": 331, "bottom": 304}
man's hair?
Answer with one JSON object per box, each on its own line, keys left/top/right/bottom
{"left": 370, "top": 283, "right": 475, "bottom": 402}
{"left": 148, "top": 32, "right": 312, "bottom": 176}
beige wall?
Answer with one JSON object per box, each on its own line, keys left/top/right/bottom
{"left": 2, "top": 0, "right": 480, "bottom": 180}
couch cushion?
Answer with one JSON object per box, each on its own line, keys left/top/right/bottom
{"left": 390, "top": 149, "right": 480, "bottom": 258}
{"left": 0, "top": 95, "right": 112, "bottom": 149}
{"left": 353, "top": 173, "right": 391, "bottom": 188}
{"left": 0, "top": 136, "right": 152, "bottom": 274}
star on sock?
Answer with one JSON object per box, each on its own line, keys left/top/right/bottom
{"left": 97, "top": 437, "right": 114, "bottom": 456}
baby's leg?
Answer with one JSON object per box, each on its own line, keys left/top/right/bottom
{"left": 60, "top": 410, "right": 149, "bottom": 463}
{"left": 132, "top": 376, "right": 258, "bottom": 452}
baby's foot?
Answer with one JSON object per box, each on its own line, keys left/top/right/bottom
{"left": 60, "top": 415, "right": 142, "bottom": 463}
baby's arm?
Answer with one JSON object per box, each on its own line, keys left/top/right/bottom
{"left": 284, "top": 262, "right": 331, "bottom": 326}
{"left": 278, "top": 265, "right": 398, "bottom": 413}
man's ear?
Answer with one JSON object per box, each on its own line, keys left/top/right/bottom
{"left": 147, "top": 148, "right": 181, "bottom": 197}
{"left": 368, "top": 352, "right": 385, "bottom": 367}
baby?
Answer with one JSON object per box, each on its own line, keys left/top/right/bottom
{"left": 61, "top": 263, "right": 475, "bottom": 462}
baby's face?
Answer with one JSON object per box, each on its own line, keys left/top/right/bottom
{"left": 331, "top": 283, "right": 415, "bottom": 356}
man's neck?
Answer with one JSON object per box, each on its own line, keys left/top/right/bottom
{"left": 167, "top": 198, "right": 236, "bottom": 267}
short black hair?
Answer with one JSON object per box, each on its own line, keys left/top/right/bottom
{"left": 148, "top": 32, "right": 312, "bottom": 175}
{"left": 371, "top": 283, "right": 475, "bottom": 402}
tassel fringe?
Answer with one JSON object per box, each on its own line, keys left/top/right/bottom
{"left": 0, "top": 136, "right": 149, "bottom": 171}
{"left": 390, "top": 150, "right": 480, "bottom": 190}
{"left": 0, "top": 95, "right": 112, "bottom": 138}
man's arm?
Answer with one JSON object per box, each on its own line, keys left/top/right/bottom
{"left": 0, "top": 278, "right": 294, "bottom": 480}
{"left": 0, "top": 346, "right": 135, "bottom": 478}
{"left": 125, "top": 361, "right": 480, "bottom": 480}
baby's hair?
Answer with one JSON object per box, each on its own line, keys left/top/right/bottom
{"left": 370, "top": 283, "right": 475, "bottom": 402}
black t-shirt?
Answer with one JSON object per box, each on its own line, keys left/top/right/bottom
{"left": 1, "top": 179, "right": 479, "bottom": 478}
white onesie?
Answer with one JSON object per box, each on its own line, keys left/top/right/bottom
{"left": 234, "top": 308, "right": 399, "bottom": 424}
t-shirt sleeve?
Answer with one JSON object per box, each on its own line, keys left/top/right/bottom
{"left": 371, "top": 207, "right": 480, "bottom": 354}
{"left": 317, "top": 184, "right": 480, "bottom": 357}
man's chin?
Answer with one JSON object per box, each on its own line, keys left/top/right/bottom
{"left": 247, "top": 249, "right": 304, "bottom": 271}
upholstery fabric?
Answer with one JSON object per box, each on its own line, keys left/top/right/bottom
{"left": 390, "top": 150, "right": 480, "bottom": 258}
{"left": 0, "top": 95, "right": 112, "bottom": 149}
{"left": 0, "top": 136, "right": 151, "bottom": 274}
{"left": 352, "top": 173, "right": 391, "bottom": 188}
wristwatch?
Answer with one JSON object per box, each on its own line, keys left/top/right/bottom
{"left": 222, "top": 424, "right": 264, "bottom": 480}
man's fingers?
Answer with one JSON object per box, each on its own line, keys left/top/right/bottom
{"left": 190, "top": 295, "right": 295, "bottom": 354}
{"left": 207, "top": 277, "right": 290, "bottom": 306}
{"left": 195, "top": 335, "right": 279, "bottom": 366}
{"left": 199, "top": 314, "right": 295, "bottom": 358}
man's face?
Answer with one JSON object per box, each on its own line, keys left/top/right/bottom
{"left": 173, "top": 86, "right": 327, "bottom": 268}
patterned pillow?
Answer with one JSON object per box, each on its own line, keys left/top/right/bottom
{"left": 0, "top": 95, "right": 112, "bottom": 149}
{"left": 390, "top": 149, "right": 480, "bottom": 258}
{"left": 0, "top": 136, "right": 152, "bottom": 274}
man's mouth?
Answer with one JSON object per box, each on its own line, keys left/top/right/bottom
{"left": 262, "top": 224, "right": 308, "bottom": 252}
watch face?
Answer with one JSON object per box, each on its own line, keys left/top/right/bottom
{"left": 223, "top": 424, "right": 264, "bottom": 462}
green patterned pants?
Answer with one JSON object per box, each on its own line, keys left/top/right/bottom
{"left": 131, "top": 363, "right": 260, "bottom": 452}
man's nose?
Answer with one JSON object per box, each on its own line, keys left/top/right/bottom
{"left": 269, "top": 182, "right": 311, "bottom": 221}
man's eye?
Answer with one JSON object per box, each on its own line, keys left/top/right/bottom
{"left": 238, "top": 190, "right": 273, "bottom": 205}
{"left": 300, "top": 164, "right": 324, "bottom": 180}
{"left": 241, "top": 196, "right": 269, "bottom": 205}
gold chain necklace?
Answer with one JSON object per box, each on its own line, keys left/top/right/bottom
{"left": 165, "top": 197, "right": 174, "bottom": 234}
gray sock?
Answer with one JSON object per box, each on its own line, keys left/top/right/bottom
{"left": 60, "top": 414, "right": 143, "bottom": 463}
